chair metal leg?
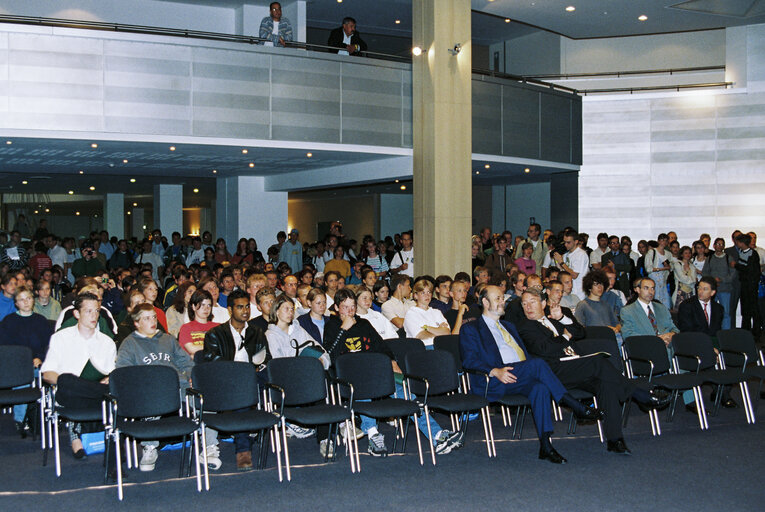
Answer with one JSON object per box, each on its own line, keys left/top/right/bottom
{"left": 53, "top": 414, "right": 61, "bottom": 477}
{"left": 347, "top": 418, "right": 358, "bottom": 473}
{"left": 281, "top": 419, "right": 291, "bottom": 481}
{"left": 423, "top": 407, "right": 436, "bottom": 466}
{"left": 273, "top": 424, "right": 284, "bottom": 483}
{"left": 115, "top": 431, "right": 124, "bottom": 501}
{"left": 179, "top": 435, "right": 187, "bottom": 478}
{"left": 740, "top": 381, "right": 755, "bottom": 424}
{"left": 692, "top": 387, "right": 708, "bottom": 430}
{"left": 200, "top": 422, "right": 210, "bottom": 491}
{"left": 593, "top": 396, "right": 604, "bottom": 443}
{"left": 192, "top": 430, "right": 202, "bottom": 493}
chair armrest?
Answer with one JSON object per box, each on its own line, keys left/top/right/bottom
{"left": 463, "top": 368, "right": 490, "bottom": 399}
{"left": 329, "top": 376, "right": 354, "bottom": 406}
{"left": 402, "top": 372, "right": 429, "bottom": 403}
{"left": 263, "top": 382, "right": 285, "bottom": 417}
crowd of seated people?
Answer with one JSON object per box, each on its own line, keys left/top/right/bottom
{"left": 1, "top": 218, "right": 763, "bottom": 473}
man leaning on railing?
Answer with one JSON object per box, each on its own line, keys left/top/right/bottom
{"left": 259, "top": 2, "right": 292, "bottom": 48}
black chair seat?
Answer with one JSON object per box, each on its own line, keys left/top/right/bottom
{"left": 427, "top": 394, "right": 488, "bottom": 413}
{"left": 56, "top": 406, "right": 103, "bottom": 422}
{"left": 0, "top": 387, "right": 39, "bottom": 406}
{"left": 202, "top": 410, "right": 279, "bottom": 433}
{"left": 699, "top": 368, "right": 748, "bottom": 386}
{"left": 117, "top": 416, "right": 198, "bottom": 439}
{"left": 283, "top": 404, "right": 350, "bottom": 425}
{"left": 746, "top": 366, "right": 765, "bottom": 379}
{"left": 652, "top": 374, "right": 703, "bottom": 390}
{"left": 496, "top": 394, "right": 530, "bottom": 407}
{"left": 352, "top": 398, "right": 419, "bottom": 419}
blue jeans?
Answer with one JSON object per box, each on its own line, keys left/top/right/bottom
{"left": 715, "top": 292, "right": 731, "bottom": 330}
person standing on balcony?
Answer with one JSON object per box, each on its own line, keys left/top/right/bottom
{"left": 328, "top": 17, "right": 367, "bottom": 56}
{"left": 259, "top": 2, "right": 293, "bottom": 48}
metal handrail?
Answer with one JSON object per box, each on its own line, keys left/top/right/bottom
{"left": 472, "top": 68, "right": 578, "bottom": 94}
{"left": 580, "top": 82, "right": 732, "bottom": 95}
{"left": 524, "top": 65, "right": 725, "bottom": 80}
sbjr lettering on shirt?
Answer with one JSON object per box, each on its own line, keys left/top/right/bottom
{"left": 142, "top": 352, "right": 173, "bottom": 365}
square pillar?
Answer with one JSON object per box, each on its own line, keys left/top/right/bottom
{"left": 104, "top": 193, "right": 124, "bottom": 240}
{"left": 153, "top": 184, "right": 183, "bottom": 239}
{"left": 216, "top": 176, "right": 287, "bottom": 251}
{"left": 131, "top": 208, "right": 145, "bottom": 241}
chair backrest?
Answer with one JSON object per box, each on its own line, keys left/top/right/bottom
{"left": 192, "top": 361, "right": 259, "bottom": 412}
{"left": 433, "top": 334, "right": 462, "bottom": 371}
{"left": 267, "top": 357, "right": 327, "bottom": 407}
{"left": 0, "top": 345, "right": 34, "bottom": 389}
{"left": 335, "top": 352, "right": 395, "bottom": 401}
{"left": 404, "top": 350, "right": 459, "bottom": 396}
{"left": 585, "top": 326, "right": 617, "bottom": 343}
{"left": 623, "top": 336, "right": 671, "bottom": 377}
{"left": 672, "top": 332, "right": 717, "bottom": 372}
{"left": 717, "top": 328, "right": 758, "bottom": 367}
{"left": 110, "top": 365, "right": 181, "bottom": 418}
{"left": 576, "top": 337, "right": 623, "bottom": 373}
{"left": 385, "top": 338, "right": 426, "bottom": 369}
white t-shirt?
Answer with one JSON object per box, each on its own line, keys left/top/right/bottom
{"left": 563, "top": 247, "right": 590, "bottom": 299}
{"left": 403, "top": 307, "right": 448, "bottom": 346}
{"left": 590, "top": 247, "right": 607, "bottom": 267}
{"left": 390, "top": 249, "right": 414, "bottom": 278}
{"left": 264, "top": 20, "right": 279, "bottom": 47}
{"left": 381, "top": 296, "right": 413, "bottom": 323}
{"left": 48, "top": 244, "right": 68, "bottom": 269}
{"left": 41, "top": 326, "right": 116, "bottom": 377}
{"left": 359, "top": 310, "right": 399, "bottom": 339}
{"left": 135, "top": 252, "right": 164, "bottom": 281}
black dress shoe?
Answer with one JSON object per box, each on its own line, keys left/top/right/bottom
{"left": 73, "top": 448, "right": 87, "bottom": 460}
{"left": 539, "top": 446, "right": 567, "bottom": 464}
{"left": 606, "top": 438, "right": 632, "bottom": 455}
{"left": 576, "top": 407, "right": 605, "bottom": 422}
{"left": 722, "top": 398, "right": 738, "bottom": 409}
{"left": 647, "top": 389, "right": 672, "bottom": 409}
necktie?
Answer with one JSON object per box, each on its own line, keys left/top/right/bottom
{"left": 703, "top": 302, "right": 709, "bottom": 325}
{"left": 647, "top": 305, "right": 658, "bottom": 335}
{"left": 496, "top": 320, "right": 525, "bottom": 361}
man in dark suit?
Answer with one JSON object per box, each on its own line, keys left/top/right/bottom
{"left": 517, "top": 288, "right": 668, "bottom": 455}
{"left": 677, "top": 277, "right": 736, "bottom": 408}
{"left": 327, "top": 17, "right": 367, "bottom": 56}
{"left": 460, "top": 286, "right": 603, "bottom": 464}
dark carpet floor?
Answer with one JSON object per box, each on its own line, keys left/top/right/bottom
{"left": 2, "top": 390, "right": 764, "bottom": 511}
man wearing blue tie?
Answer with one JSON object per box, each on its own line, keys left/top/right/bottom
{"left": 459, "top": 286, "right": 602, "bottom": 464}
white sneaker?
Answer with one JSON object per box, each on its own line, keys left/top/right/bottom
{"left": 339, "top": 423, "right": 365, "bottom": 441}
{"left": 140, "top": 445, "right": 158, "bottom": 472}
{"left": 319, "top": 439, "right": 335, "bottom": 459}
{"left": 285, "top": 423, "right": 315, "bottom": 439}
{"left": 199, "top": 444, "right": 222, "bottom": 471}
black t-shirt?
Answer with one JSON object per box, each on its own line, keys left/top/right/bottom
{"left": 444, "top": 304, "right": 480, "bottom": 330}
{"left": 323, "top": 315, "right": 395, "bottom": 361}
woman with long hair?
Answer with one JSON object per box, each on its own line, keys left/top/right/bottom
{"left": 177, "top": 289, "right": 219, "bottom": 356}
{"left": 230, "top": 237, "right": 253, "bottom": 265}
{"left": 136, "top": 277, "right": 168, "bottom": 332}
{"left": 166, "top": 281, "right": 196, "bottom": 337}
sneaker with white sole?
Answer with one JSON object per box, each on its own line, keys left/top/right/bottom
{"left": 140, "top": 445, "right": 158, "bottom": 472}
{"left": 446, "top": 430, "right": 465, "bottom": 450}
{"left": 199, "top": 444, "right": 222, "bottom": 471}
{"left": 367, "top": 432, "right": 387, "bottom": 457}
{"left": 433, "top": 430, "right": 455, "bottom": 455}
{"left": 340, "top": 423, "right": 365, "bottom": 441}
{"left": 319, "top": 439, "right": 335, "bottom": 459}
{"left": 285, "top": 423, "right": 316, "bottom": 439}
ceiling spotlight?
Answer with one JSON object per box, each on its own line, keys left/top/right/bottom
{"left": 638, "top": 14, "right": 647, "bottom": 21}
{"left": 193, "top": 188, "right": 199, "bottom": 193}
{"left": 34, "top": 210, "right": 38, "bottom": 214}
{"left": 169, "top": 146, "right": 176, "bottom": 151}
{"left": 475, "top": 171, "right": 480, "bottom": 175}
{"left": 448, "top": 43, "right": 462, "bottom": 56}
{"left": 565, "top": 6, "right": 575, "bottom": 12}
{"left": 400, "top": 185, "right": 406, "bottom": 190}
{"left": 68, "top": 190, "right": 74, "bottom": 195}
{"left": 524, "top": 168, "right": 530, "bottom": 173}
{"left": 45, "top": 208, "right": 50, "bottom": 213}
{"left": 21, "top": 180, "right": 28, "bottom": 185}
{"left": 79, "top": 170, "right": 84, "bottom": 174}
{"left": 91, "top": 143, "right": 98, "bottom": 148}
{"left": 306, "top": 153, "right": 312, "bottom": 158}
{"left": 89, "top": 186, "right": 95, "bottom": 191}
{"left": 504, "top": 18, "right": 511, "bottom": 23}
{"left": 130, "top": 178, "right": 136, "bottom": 183}
{"left": 249, "top": 162, "right": 255, "bottom": 168}
{"left": 5, "top": 141, "right": 11, "bottom": 145}
{"left": 123, "top": 159, "right": 128, "bottom": 163}
{"left": 412, "top": 46, "right": 422, "bottom": 56}
{"left": 127, "top": 211, "right": 132, "bottom": 215}
{"left": 337, "top": 0, "right": 342, "bottom": 3}
{"left": 395, "top": 20, "right": 400, "bottom": 24}
{"left": 242, "top": 149, "right": 248, "bottom": 154}
{"left": 133, "top": 202, "right": 138, "bottom": 207}
{"left": 75, "top": 211, "right": 80, "bottom": 216}
{"left": 395, "top": 179, "right": 399, "bottom": 183}
{"left": 484, "top": 164, "right": 490, "bottom": 169}
{"left": 212, "top": 169, "right": 217, "bottom": 174}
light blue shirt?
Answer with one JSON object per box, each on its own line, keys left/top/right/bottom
{"left": 482, "top": 314, "right": 521, "bottom": 364}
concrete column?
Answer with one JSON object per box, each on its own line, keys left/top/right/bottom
{"left": 412, "top": 0, "right": 472, "bottom": 276}
{"left": 103, "top": 193, "right": 124, "bottom": 240}
{"left": 131, "top": 208, "right": 145, "bottom": 241}
{"left": 153, "top": 184, "right": 183, "bottom": 239}
{"left": 216, "top": 176, "right": 288, "bottom": 251}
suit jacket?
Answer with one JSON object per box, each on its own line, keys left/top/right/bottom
{"left": 677, "top": 297, "right": 723, "bottom": 337}
{"left": 459, "top": 316, "right": 533, "bottom": 401}
{"left": 202, "top": 320, "right": 269, "bottom": 365}
{"left": 327, "top": 27, "right": 367, "bottom": 55}
{"left": 516, "top": 316, "right": 585, "bottom": 371}
{"left": 620, "top": 300, "right": 678, "bottom": 340}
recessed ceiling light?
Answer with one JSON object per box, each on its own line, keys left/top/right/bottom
{"left": 75, "top": 211, "right": 80, "bottom": 216}
{"left": 412, "top": 46, "right": 422, "bottom": 56}
{"left": 337, "top": 0, "right": 342, "bottom": 3}
{"left": 193, "top": 188, "right": 199, "bottom": 193}
{"left": 212, "top": 169, "right": 217, "bottom": 174}
{"left": 34, "top": 210, "right": 38, "bottom": 214}
{"left": 68, "top": 190, "right": 74, "bottom": 195}
{"left": 79, "top": 170, "right": 84, "bottom": 174}
{"left": 524, "top": 168, "right": 530, "bottom": 173}
{"left": 133, "top": 202, "right": 138, "bottom": 207}
{"left": 127, "top": 211, "right": 131, "bottom": 215}
{"left": 123, "top": 159, "right": 128, "bottom": 163}
{"left": 565, "top": 6, "right": 575, "bottom": 12}
{"left": 5, "top": 141, "right": 11, "bottom": 145}
{"left": 484, "top": 164, "right": 490, "bottom": 169}
{"left": 130, "top": 178, "right": 136, "bottom": 183}
{"left": 249, "top": 162, "right": 255, "bottom": 168}
{"left": 475, "top": 171, "right": 480, "bottom": 175}
{"left": 89, "top": 186, "right": 95, "bottom": 191}
{"left": 242, "top": 149, "right": 248, "bottom": 154}
{"left": 505, "top": 18, "right": 511, "bottom": 23}
{"left": 395, "top": 20, "right": 400, "bottom": 24}
{"left": 638, "top": 14, "right": 647, "bottom": 21}
{"left": 142, "top": 225, "right": 147, "bottom": 230}
{"left": 395, "top": 179, "right": 399, "bottom": 183}
{"left": 306, "top": 152, "right": 312, "bottom": 158}
{"left": 91, "top": 143, "right": 98, "bottom": 148}
{"left": 400, "top": 185, "right": 406, "bottom": 190}
{"left": 169, "top": 146, "right": 176, "bottom": 151}
{"left": 21, "top": 180, "right": 28, "bottom": 185}
{"left": 45, "top": 208, "right": 50, "bottom": 212}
